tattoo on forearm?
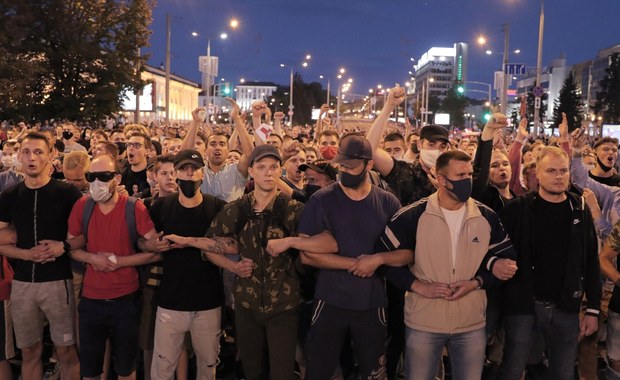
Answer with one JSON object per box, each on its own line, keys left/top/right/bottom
{"left": 211, "top": 237, "right": 237, "bottom": 255}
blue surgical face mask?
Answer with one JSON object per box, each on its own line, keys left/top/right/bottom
{"left": 444, "top": 177, "right": 472, "bottom": 203}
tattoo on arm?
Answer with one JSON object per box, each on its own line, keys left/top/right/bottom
{"left": 211, "top": 237, "right": 238, "bottom": 255}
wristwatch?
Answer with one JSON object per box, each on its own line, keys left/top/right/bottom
{"left": 63, "top": 240, "right": 71, "bottom": 255}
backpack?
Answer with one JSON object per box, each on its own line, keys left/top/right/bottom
{"left": 233, "top": 193, "right": 292, "bottom": 245}
{"left": 82, "top": 196, "right": 138, "bottom": 246}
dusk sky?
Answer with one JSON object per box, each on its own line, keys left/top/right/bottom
{"left": 145, "top": 0, "right": 620, "bottom": 98}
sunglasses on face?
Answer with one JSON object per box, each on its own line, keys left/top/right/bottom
{"left": 85, "top": 171, "right": 116, "bottom": 183}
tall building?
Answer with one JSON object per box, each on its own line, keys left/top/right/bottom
{"left": 413, "top": 42, "right": 468, "bottom": 101}
{"left": 516, "top": 56, "right": 570, "bottom": 123}
{"left": 572, "top": 44, "right": 620, "bottom": 117}
{"left": 234, "top": 81, "right": 278, "bottom": 111}
{"left": 122, "top": 64, "right": 201, "bottom": 122}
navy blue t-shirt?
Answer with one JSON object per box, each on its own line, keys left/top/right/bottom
{"left": 298, "top": 182, "right": 401, "bottom": 310}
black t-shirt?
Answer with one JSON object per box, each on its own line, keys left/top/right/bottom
{"left": 298, "top": 183, "right": 401, "bottom": 310}
{"left": 0, "top": 179, "right": 82, "bottom": 282}
{"left": 533, "top": 197, "right": 571, "bottom": 303}
{"left": 149, "top": 193, "right": 226, "bottom": 311}
{"left": 121, "top": 166, "right": 149, "bottom": 197}
{"left": 589, "top": 172, "right": 620, "bottom": 187}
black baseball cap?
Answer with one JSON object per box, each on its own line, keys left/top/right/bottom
{"left": 420, "top": 125, "right": 449, "bottom": 142}
{"left": 174, "top": 149, "right": 204, "bottom": 169}
{"left": 333, "top": 135, "right": 372, "bottom": 168}
{"left": 299, "top": 159, "right": 338, "bottom": 181}
{"left": 248, "top": 144, "right": 282, "bottom": 166}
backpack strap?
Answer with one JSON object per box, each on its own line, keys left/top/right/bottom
{"left": 82, "top": 196, "right": 138, "bottom": 246}
{"left": 82, "top": 197, "right": 96, "bottom": 243}
{"left": 125, "top": 197, "right": 138, "bottom": 246}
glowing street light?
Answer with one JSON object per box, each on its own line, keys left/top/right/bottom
{"left": 477, "top": 36, "right": 487, "bottom": 45}
{"left": 230, "top": 18, "right": 239, "bottom": 29}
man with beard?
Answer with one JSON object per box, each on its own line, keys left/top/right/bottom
{"left": 120, "top": 132, "right": 152, "bottom": 197}
{"left": 498, "top": 146, "right": 601, "bottom": 380}
{"left": 146, "top": 149, "right": 227, "bottom": 380}
{"left": 383, "top": 133, "right": 407, "bottom": 161}
{"left": 298, "top": 134, "right": 402, "bottom": 380}
{"left": 67, "top": 153, "right": 162, "bottom": 380}
{"left": 589, "top": 137, "right": 620, "bottom": 186}
{"left": 182, "top": 102, "right": 253, "bottom": 203}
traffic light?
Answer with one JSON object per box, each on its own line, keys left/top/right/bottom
{"left": 223, "top": 85, "right": 230, "bottom": 95}
{"left": 456, "top": 84, "right": 465, "bottom": 95}
{"left": 483, "top": 112, "right": 491, "bottom": 121}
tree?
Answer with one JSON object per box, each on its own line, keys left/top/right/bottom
{"left": 0, "top": 0, "right": 154, "bottom": 121}
{"left": 269, "top": 72, "right": 326, "bottom": 125}
{"left": 595, "top": 53, "right": 620, "bottom": 124}
{"left": 440, "top": 85, "right": 468, "bottom": 128}
{"left": 552, "top": 72, "right": 583, "bottom": 132}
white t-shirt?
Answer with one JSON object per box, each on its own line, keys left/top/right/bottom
{"left": 441, "top": 205, "right": 467, "bottom": 268}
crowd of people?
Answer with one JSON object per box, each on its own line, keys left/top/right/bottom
{"left": 0, "top": 86, "right": 617, "bottom": 380}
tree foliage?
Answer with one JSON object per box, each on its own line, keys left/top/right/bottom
{"left": 0, "top": 0, "right": 154, "bottom": 121}
{"left": 595, "top": 53, "right": 620, "bottom": 124}
{"left": 440, "top": 85, "right": 468, "bottom": 128}
{"left": 269, "top": 72, "right": 327, "bottom": 125}
{"left": 552, "top": 72, "right": 583, "bottom": 132}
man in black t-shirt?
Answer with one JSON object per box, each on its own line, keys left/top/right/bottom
{"left": 499, "top": 146, "right": 601, "bottom": 380}
{"left": 0, "top": 132, "right": 81, "bottom": 380}
{"left": 121, "top": 132, "right": 151, "bottom": 197}
{"left": 148, "top": 150, "right": 226, "bottom": 380}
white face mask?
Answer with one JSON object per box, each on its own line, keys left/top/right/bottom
{"left": 419, "top": 149, "right": 442, "bottom": 170}
{"left": 89, "top": 179, "right": 113, "bottom": 203}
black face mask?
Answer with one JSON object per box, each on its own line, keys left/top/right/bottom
{"left": 62, "top": 131, "right": 73, "bottom": 140}
{"left": 304, "top": 184, "right": 322, "bottom": 199}
{"left": 597, "top": 156, "right": 613, "bottom": 172}
{"left": 339, "top": 169, "right": 367, "bottom": 189}
{"left": 115, "top": 142, "right": 127, "bottom": 154}
{"left": 177, "top": 179, "right": 202, "bottom": 198}
{"left": 411, "top": 143, "right": 420, "bottom": 154}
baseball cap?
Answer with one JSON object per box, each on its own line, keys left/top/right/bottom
{"left": 248, "top": 144, "right": 282, "bottom": 166}
{"left": 332, "top": 135, "right": 372, "bottom": 168}
{"left": 420, "top": 125, "right": 449, "bottom": 143}
{"left": 299, "top": 159, "right": 338, "bottom": 181}
{"left": 174, "top": 149, "right": 204, "bottom": 169}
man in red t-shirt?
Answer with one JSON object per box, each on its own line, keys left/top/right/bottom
{"left": 67, "top": 153, "right": 163, "bottom": 380}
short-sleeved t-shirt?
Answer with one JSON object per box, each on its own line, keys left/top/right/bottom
{"left": 149, "top": 193, "right": 226, "bottom": 311}
{"left": 121, "top": 166, "right": 149, "bottom": 197}
{"left": 0, "top": 179, "right": 81, "bottom": 282}
{"left": 298, "top": 183, "right": 401, "bottom": 310}
{"left": 68, "top": 195, "right": 155, "bottom": 299}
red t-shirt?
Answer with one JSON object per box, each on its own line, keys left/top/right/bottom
{"left": 68, "top": 195, "right": 155, "bottom": 299}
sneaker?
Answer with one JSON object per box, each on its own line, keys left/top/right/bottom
{"left": 43, "top": 360, "right": 60, "bottom": 380}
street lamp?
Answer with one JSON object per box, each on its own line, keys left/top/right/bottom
{"left": 281, "top": 54, "right": 311, "bottom": 126}
{"left": 533, "top": 0, "right": 545, "bottom": 133}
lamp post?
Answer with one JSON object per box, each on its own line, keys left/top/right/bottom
{"left": 533, "top": 0, "right": 545, "bottom": 133}
{"left": 165, "top": 14, "right": 171, "bottom": 124}
{"left": 424, "top": 77, "right": 434, "bottom": 125}
{"left": 282, "top": 54, "right": 311, "bottom": 126}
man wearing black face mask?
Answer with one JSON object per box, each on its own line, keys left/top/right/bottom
{"left": 297, "top": 134, "right": 402, "bottom": 380}
{"left": 589, "top": 137, "right": 620, "bottom": 186}
{"left": 377, "top": 150, "right": 517, "bottom": 379}
{"left": 62, "top": 122, "right": 87, "bottom": 153}
{"left": 298, "top": 159, "right": 337, "bottom": 200}
{"left": 146, "top": 149, "right": 227, "bottom": 379}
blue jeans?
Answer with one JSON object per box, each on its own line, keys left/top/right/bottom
{"left": 404, "top": 327, "right": 486, "bottom": 380}
{"left": 499, "top": 302, "right": 579, "bottom": 380}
